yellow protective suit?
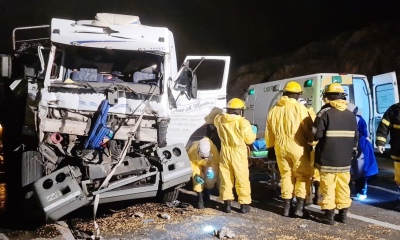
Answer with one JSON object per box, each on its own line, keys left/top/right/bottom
{"left": 214, "top": 113, "right": 256, "bottom": 204}
{"left": 188, "top": 138, "right": 220, "bottom": 192}
{"left": 266, "top": 96, "right": 314, "bottom": 200}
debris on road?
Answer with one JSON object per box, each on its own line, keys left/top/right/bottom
{"left": 133, "top": 212, "right": 144, "bottom": 218}
{"left": 165, "top": 200, "right": 191, "bottom": 209}
{"left": 142, "top": 219, "right": 154, "bottom": 223}
{"left": 74, "top": 202, "right": 195, "bottom": 235}
{"left": 298, "top": 224, "right": 308, "bottom": 228}
{"left": 159, "top": 213, "right": 171, "bottom": 220}
{"left": 214, "top": 226, "right": 236, "bottom": 239}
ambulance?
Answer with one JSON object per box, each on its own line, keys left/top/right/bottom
{"left": 244, "top": 72, "right": 399, "bottom": 148}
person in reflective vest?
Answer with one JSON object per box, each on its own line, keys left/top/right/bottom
{"left": 375, "top": 102, "right": 400, "bottom": 209}
{"left": 313, "top": 83, "right": 358, "bottom": 225}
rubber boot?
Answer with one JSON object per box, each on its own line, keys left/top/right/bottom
{"left": 283, "top": 199, "right": 292, "bottom": 217}
{"left": 335, "top": 208, "right": 349, "bottom": 224}
{"left": 196, "top": 192, "right": 204, "bottom": 209}
{"left": 203, "top": 189, "right": 212, "bottom": 207}
{"left": 313, "top": 181, "right": 320, "bottom": 205}
{"left": 224, "top": 200, "right": 232, "bottom": 213}
{"left": 203, "top": 189, "right": 211, "bottom": 202}
{"left": 240, "top": 204, "right": 251, "bottom": 214}
{"left": 316, "top": 209, "right": 335, "bottom": 225}
{"left": 293, "top": 197, "right": 305, "bottom": 218}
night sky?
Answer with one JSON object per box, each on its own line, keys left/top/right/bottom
{"left": 1, "top": 0, "right": 400, "bottom": 68}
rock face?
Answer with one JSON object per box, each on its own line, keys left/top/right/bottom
{"left": 228, "top": 21, "right": 400, "bottom": 99}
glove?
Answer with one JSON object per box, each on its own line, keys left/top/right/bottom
{"left": 377, "top": 146, "right": 385, "bottom": 154}
{"left": 206, "top": 167, "right": 215, "bottom": 179}
{"left": 267, "top": 147, "right": 276, "bottom": 160}
{"left": 194, "top": 175, "right": 204, "bottom": 184}
{"left": 251, "top": 125, "right": 258, "bottom": 134}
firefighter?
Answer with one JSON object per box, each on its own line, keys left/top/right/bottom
{"left": 188, "top": 137, "right": 220, "bottom": 209}
{"left": 214, "top": 98, "right": 256, "bottom": 214}
{"left": 313, "top": 83, "right": 358, "bottom": 225}
{"left": 375, "top": 102, "right": 400, "bottom": 209}
{"left": 266, "top": 82, "right": 314, "bottom": 218}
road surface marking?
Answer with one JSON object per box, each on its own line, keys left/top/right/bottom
{"left": 309, "top": 204, "right": 400, "bottom": 231}
{"left": 369, "top": 185, "right": 399, "bottom": 195}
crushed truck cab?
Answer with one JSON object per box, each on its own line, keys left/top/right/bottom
{"left": 0, "top": 13, "right": 229, "bottom": 222}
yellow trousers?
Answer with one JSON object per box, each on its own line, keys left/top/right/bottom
{"left": 219, "top": 147, "right": 251, "bottom": 204}
{"left": 393, "top": 160, "right": 400, "bottom": 185}
{"left": 319, "top": 171, "right": 352, "bottom": 210}
{"left": 276, "top": 146, "right": 312, "bottom": 200}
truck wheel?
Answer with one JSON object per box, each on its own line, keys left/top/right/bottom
{"left": 158, "top": 187, "right": 180, "bottom": 203}
{"left": 21, "top": 151, "right": 43, "bottom": 199}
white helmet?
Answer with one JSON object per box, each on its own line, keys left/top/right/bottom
{"left": 198, "top": 138, "right": 211, "bottom": 158}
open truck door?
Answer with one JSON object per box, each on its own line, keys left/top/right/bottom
{"left": 167, "top": 56, "right": 230, "bottom": 147}
{"left": 372, "top": 72, "right": 399, "bottom": 148}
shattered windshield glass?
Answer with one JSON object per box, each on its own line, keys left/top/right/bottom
{"left": 59, "top": 45, "right": 164, "bottom": 84}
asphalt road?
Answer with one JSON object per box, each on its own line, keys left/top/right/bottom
{"left": 0, "top": 156, "right": 399, "bottom": 240}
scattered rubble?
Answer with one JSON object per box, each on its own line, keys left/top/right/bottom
{"left": 142, "top": 219, "right": 154, "bottom": 223}
{"left": 298, "top": 224, "right": 308, "bottom": 228}
{"left": 214, "top": 226, "right": 236, "bottom": 239}
{"left": 133, "top": 212, "right": 144, "bottom": 218}
{"left": 159, "top": 213, "right": 171, "bottom": 220}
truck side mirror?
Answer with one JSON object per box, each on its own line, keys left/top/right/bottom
{"left": 190, "top": 74, "right": 198, "bottom": 99}
{"left": 0, "top": 55, "right": 12, "bottom": 78}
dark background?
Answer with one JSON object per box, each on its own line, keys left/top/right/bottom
{"left": 1, "top": 0, "right": 400, "bottom": 68}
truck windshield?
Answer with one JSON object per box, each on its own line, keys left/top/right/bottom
{"left": 58, "top": 45, "right": 164, "bottom": 84}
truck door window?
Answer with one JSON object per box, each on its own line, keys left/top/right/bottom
{"left": 186, "top": 59, "right": 224, "bottom": 90}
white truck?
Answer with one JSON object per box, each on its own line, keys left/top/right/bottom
{"left": 0, "top": 13, "right": 229, "bottom": 222}
{"left": 244, "top": 72, "right": 399, "bottom": 147}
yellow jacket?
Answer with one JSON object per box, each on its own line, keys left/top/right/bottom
{"left": 266, "top": 96, "right": 314, "bottom": 148}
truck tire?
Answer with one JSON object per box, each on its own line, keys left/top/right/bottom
{"left": 21, "top": 151, "right": 43, "bottom": 199}
{"left": 158, "top": 187, "right": 180, "bottom": 203}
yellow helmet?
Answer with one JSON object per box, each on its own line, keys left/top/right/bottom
{"left": 227, "top": 98, "right": 245, "bottom": 109}
{"left": 325, "top": 83, "right": 347, "bottom": 95}
{"left": 283, "top": 81, "right": 302, "bottom": 93}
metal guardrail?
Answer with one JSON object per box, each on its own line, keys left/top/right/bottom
{"left": 12, "top": 25, "right": 50, "bottom": 50}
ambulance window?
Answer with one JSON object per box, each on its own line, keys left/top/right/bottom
{"left": 353, "top": 78, "right": 370, "bottom": 127}
{"left": 341, "top": 85, "right": 350, "bottom": 97}
{"left": 376, "top": 83, "right": 396, "bottom": 113}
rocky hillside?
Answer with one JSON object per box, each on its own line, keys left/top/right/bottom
{"left": 228, "top": 21, "right": 400, "bottom": 99}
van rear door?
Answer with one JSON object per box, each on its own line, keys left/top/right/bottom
{"left": 371, "top": 71, "right": 399, "bottom": 148}
{"left": 244, "top": 85, "right": 256, "bottom": 125}
{"left": 167, "top": 56, "right": 230, "bottom": 147}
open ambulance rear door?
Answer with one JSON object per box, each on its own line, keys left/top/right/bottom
{"left": 371, "top": 71, "right": 399, "bottom": 148}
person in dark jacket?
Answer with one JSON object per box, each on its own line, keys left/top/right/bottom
{"left": 312, "top": 83, "right": 358, "bottom": 225}
{"left": 375, "top": 102, "right": 400, "bottom": 209}
{"left": 347, "top": 103, "right": 378, "bottom": 200}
